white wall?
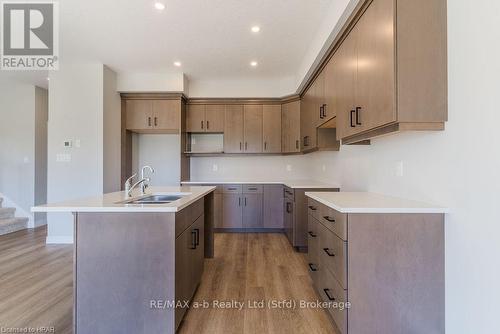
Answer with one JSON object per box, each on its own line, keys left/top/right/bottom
{"left": 34, "top": 87, "right": 48, "bottom": 226}
{"left": 189, "top": 155, "right": 311, "bottom": 182}
{"left": 132, "top": 134, "right": 180, "bottom": 186}
{"left": 306, "top": 1, "right": 500, "bottom": 332}
{"left": 47, "top": 63, "right": 105, "bottom": 243}
{"left": 117, "top": 72, "right": 185, "bottom": 93}
{"left": 0, "top": 80, "right": 36, "bottom": 225}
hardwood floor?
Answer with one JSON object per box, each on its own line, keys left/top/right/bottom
{"left": 0, "top": 228, "right": 336, "bottom": 334}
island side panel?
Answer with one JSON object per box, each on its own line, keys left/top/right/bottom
{"left": 74, "top": 212, "right": 176, "bottom": 334}
{"left": 204, "top": 192, "right": 215, "bottom": 258}
{"left": 347, "top": 213, "right": 445, "bottom": 334}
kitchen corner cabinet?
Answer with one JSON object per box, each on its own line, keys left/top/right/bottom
{"left": 125, "top": 99, "right": 180, "bottom": 133}
{"left": 335, "top": 0, "right": 447, "bottom": 144}
{"left": 262, "top": 105, "right": 282, "bottom": 153}
{"left": 187, "top": 104, "right": 225, "bottom": 133}
{"left": 282, "top": 101, "right": 301, "bottom": 153}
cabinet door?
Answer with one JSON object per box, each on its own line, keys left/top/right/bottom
{"left": 243, "top": 105, "right": 263, "bottom": 153}
{"left": 152, "top": 100, "right": 180, "bottom": 131}
{"left": 222, "top": 194, "right": 242, "bottom": 228}
{"left": 281, "top": 103, "right": 289, "bottom": 152}
{"left": 355, "top": 0, "right": 396, "bottom": 131}
{"left": 224, "top": 105, "right": 244, "bottom": 153}
{"left": 335, "top": 26, "right": 358, "bottom": 139}
{"left": 242, "top": 193, "right": 263, "bottom": 228}
{"left": 205, "top": 105, "right": 225, "bottom": 133}
{"left": 125, "top": 100, "right": 152, "bottom": 130}
{"left": 175, "top": 226, "right": 194, "bottom": 329}
{"left": 315, "top": 72, "right": 325, "bottom": 127}
{"left": 284, "top": 199, "right": 294, "bottom": 244}
{"left": 191, "top": 215, "right": 205, "bottom": 288}
{"left": 214, "top": 193, "right": 223, "bottom": 228}
{"left": 262, "top": 105, "right": 282, "bottom": 153}
{"left": 187, "top": 104, "right": 206, "bottom": 132}
{"left": 263, "top": 185, "right": 284, "bottom": 228}
{"left": 323, "top": 60, "right": 336, "bottom": 123}
{"left": 283, "top": 101, "right": 301, "bottom": 153}
{"left": 300, "top": 89, "right": 314, "bottom": 150}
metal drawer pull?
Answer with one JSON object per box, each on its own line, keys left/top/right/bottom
{"left": 308, "top": 263, "right": 318, "bottom": 272}
{"left": 308, "top": 231, "right": 317, "bottom": 238}
{"left": 194, "top": 229, "right": 200, "bottom": 246}
{"left": 228, "top": 188, "right": 237, "bottom": 190}
{"left": 248, "top": 187, "right": 258, "bottom": 190}
{"left": 323, "top": 216, "right": 335, "bottom": 223}
{"left": 308, "top": 205, "right": 317, "bottom": 211}
{"left": 323, "top": 289, "right": 336, "bottom": 301}
{"left": 323, "top": 248, "right": 335, "bottom": 257}
{"left": 191, "top": 231, "right": 197, "bottom": 249}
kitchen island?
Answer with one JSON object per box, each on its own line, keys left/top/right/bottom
{"left": 32, "top": 186, "right": 216, "bottom": 334}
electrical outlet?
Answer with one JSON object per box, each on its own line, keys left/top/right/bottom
{"left": 212, "top": 164, "right": 218, "bottom": 172}
{"left": 322, "top": 164, "right": 326, "bottom": 172}
{"left": 286, "top": 164, "right": 292, "bottom": 172}
{"left": 56, "top": 153, "right": 71, "bottom": 162}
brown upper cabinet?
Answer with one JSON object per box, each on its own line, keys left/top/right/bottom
{"left": 243, "top": 105, "right": 263, "bottom": 153}
{"left": 125, "top": 99, "right": 180, "bottom": 133}
{"left": 334, "top": 0, "right": 447, "bottom": 144}
{"left": 224, "top": 105, "right": 244, "bottom": 153}
{"left": 262, "top": 105, "right": 282, "bottom": 153}
{"left": 187, "top": 104, "right": 224, "bottom": 133}
{"left": 282, "top": 101, "right": 301, "bottom": 153}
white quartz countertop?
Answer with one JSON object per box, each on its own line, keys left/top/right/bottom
{"left": 181, "top": 180, "right": 339, "bottom": 189}
{"left": 31, "top": 186, "right": 216, "bottom": 213}
{"left": 305, "top": 192, "right": 449, "bottom": 214}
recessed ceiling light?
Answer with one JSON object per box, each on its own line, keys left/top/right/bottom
{"left": 173, "top": 61, "right": 181, "bottom": 67}
{"left": 251, "top": 26, "right": 260, "bottom": 33}
{"left": 250, "top": 61, "right": 258, "bottom": 67}
{"left": 154, "top": 2, "right": 165, "bottom": 10}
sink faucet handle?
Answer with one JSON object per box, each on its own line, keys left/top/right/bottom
{"left": 141, "top": 165, "right": 155, "bottom": 179}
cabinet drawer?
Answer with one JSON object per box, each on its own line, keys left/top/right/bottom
{"left": 319, "top": 204, "right": 347, "bottom": 241}
{"left": 307, "top": 215, "right": 320, "bottom": 286}
{"left": 284, "top": 186, "right": 294, "bottom": 200}
{"left": 222, "top": 184, "right": 242, "bottom": 193}
{"left": 175, "top": 198, "right": 204, "bottom": 238}
{"left": 308, "top": 199, "right": 321, "bottom": 221}
{"left": 319, "top": 266, "right": 348, "bottom": 334}
{"left": 318, "top": 222, "right": 347, "bottom": 289}
{"left": 242, "top": 184, "right": 263, "bottom": 193}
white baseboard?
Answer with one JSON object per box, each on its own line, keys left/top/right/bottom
{"left": 46, "top": 235, "right": 74, "bottom": 244}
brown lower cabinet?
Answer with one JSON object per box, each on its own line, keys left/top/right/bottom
{"left": 175, "top": 214, "right": 205, "bottom": 330}
{"left": 307, "top": 198, "right": 445, "bottom": 334}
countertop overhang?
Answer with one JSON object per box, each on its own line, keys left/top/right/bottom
{"left": 31, "top": 186, "right": 216, "bottom": 213}
{"left": 305, "top": 192, "right": 450, "bottom": 214}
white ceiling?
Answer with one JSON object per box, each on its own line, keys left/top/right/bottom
{"left": 1, "top": 0, "right": 351, "bottom": 92}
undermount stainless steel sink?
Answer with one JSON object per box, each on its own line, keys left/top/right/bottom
{"left": 121, "top": 194, "right": 185, "bottom": 204}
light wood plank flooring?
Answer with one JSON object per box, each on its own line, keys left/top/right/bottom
{"left": 0, "top": 227, "right": 336, "bottom": 334}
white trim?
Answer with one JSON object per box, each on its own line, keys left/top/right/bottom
{"left": 46, "top": 235, "right": 74, "bottom": 244}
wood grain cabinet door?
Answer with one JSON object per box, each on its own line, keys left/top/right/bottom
{"left": 224, "top": 105, "right": 244, "bottom": 153}
{"left": 323, "top": 60, "right": 337, "bottom": 123}
{"left": 187, "top": 104, "right": 206, "bottom": 132}
{"left": 263, "top": 185, "right": 284, "bottom": 228}
{"left": 262, "top": 105, "right": 282, "bottom": 153}
{"left": 335, "top": 25, "right": 358, "bottom": 139}
{"left": 222, "top": 194, "right": 242, "bottom": 228}
{"left": 314, "top": 72, "right": 325, "bottom": 127}
{"left": 242, "top": 193, "right": 263, "bottom": 228}
{"left": 125, "top": 100, "right": 153, "bottom": 130}
{"left": 355, "top": 0, "right": 396, "bottom": 132}
{"left": 283, "top": 101, "right": 301, "bottom": 152}
{"left": 243, "top": 105, "right": 263, "bottom": 153}
{"left": 152, "top": 100, "right": 180, "bottom": 132}
{"left": 205, "top": 105, "right": 225, "bottom": 133}
{"left": 281, "top": 103, "right": 290, "bottom": 152}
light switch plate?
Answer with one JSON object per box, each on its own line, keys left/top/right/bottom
{"left": 212, "top": 164, "right": 218, "bottom": 172}
{"left": 286, "top": 164, "right": 292, "bottom": 172}
{"left": 56, "top": 153, "right": 71, "bottom": 162}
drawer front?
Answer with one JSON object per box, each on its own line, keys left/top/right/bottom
{"left": 319, "top": 266, "right": 348, "bottom": 334}
{"left": 284, "top": 186, "right": 294, "bottom": 200}
{"left": 308, "top": 198, "right": 320, "bottom": 221}
{"left": 307, "top": 215, "right": 320, "bottom": 285}
{"left": 319, "top": 204, "right": 347, "bottom": 241}
{"left": 318, "top": 222, "right": 347, "bottom": 289}
{"left": 175, "top": 198, "right": 204, "bottom": 237}
{"left": 222, "top": 184, "right": 242, "bottom": 194}
{"left": 242, "top": 184, "right": 263, "bottom": 193}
